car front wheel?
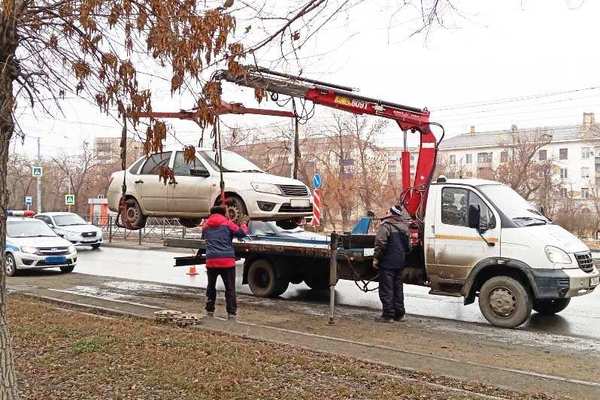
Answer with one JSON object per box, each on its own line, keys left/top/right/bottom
{"left": 5, "top": 253, "right": 17, "bottom": 277}
{"left": 60, "top": 265, "right": 75, "bottom": 273}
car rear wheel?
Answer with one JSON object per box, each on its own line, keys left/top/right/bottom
{"left": 533, "top": 298, "right": 571, "bottom": 315}
{"left": 478, "top": 276, "right": 532, "bottom": 328}
{"left": 5, "top": 253, "right": 17, "bottom": 277}
{"left": 60, "top": 265, "right": 75, "bottom": 273}
{"left": 123, "top": 198, "right": 147, "bottom": 229}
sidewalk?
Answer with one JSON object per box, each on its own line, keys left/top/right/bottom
{"left": 8, "top": 272, "right": 600, "bottom": 399}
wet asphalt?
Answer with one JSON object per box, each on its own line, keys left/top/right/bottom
{"left": 54, "top": 246, "right": 600, "bottom": 340}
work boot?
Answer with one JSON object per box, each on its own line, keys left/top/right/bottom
{"left": 227, "top": 314, "right": 237, "bottom": 322}
{"left": 205, "top": 311, "right": 214, "bottom": 319}
{"left": 374, "top": 316, "right": 394, "bottom": 323}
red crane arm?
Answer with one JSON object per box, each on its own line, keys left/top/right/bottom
{"left": 130, "top": 101, "right": 295, "bottom": 120}
{"left": 216, "top": 66, "right": 442, "bottom": 219}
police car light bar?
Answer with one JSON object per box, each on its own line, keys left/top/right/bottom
{"left": 7, "top": 210, "right": 36, "bottom": 217}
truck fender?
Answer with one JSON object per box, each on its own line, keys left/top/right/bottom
{"left": 462, "top": 258, "right": 539, "bottom": 305}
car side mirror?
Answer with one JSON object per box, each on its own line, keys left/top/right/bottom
{"left": 468, "top": 204, "right": 481, "bottom": 230}
{"left": 190, "top": 169, "right": 210, "bottom": 177}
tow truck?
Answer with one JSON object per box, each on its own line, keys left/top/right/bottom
{"left": 165, "top": 66, "right": 599, "bottom": 328}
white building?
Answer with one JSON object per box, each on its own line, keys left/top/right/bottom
{"left": 437, "top": 113, "right": 600, "bottom": 200}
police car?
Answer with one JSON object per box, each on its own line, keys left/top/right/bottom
{"left": 5, "top": 211, "right": 77, "bottom": 276}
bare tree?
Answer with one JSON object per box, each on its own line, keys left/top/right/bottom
{"left": 495, "top": 130, "right": 553, "bottom": 200}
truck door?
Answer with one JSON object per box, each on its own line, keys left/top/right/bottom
{"left": 169, "top": 151, "right": 213, "bottom": 214}
{"left": 430, "top": 186, "right": 500, "bottom": 292}
{"left": 136, "top": 152, "right": 172, "bottom": 212}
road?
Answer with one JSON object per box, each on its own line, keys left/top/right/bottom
{"left": 58, "top": 245, "right": 600, "bottom": 341}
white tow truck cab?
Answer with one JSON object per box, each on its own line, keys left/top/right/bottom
{"left": 416, "top": 177, "right": 599, "bottom": 327}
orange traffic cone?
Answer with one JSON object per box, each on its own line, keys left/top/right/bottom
{"left": 186, "top": 265, "right": 199, "bottom": 276}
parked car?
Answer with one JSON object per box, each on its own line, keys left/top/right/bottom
{"left": 4, "top": 217, "right": 77, "bottom": 276}
{"left": 107, "top": 148, "right": 313, "bottom": 229}
{"left": 35, "top": 212, "right": 103, "bottom": 249}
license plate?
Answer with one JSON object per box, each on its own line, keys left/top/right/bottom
{"left": 290, "top": 199, "right": 310, "bottom": 208}
{"left": 591, "top": 276, "right": 600, "bottom": 287}
{"left": 46, "top": 256, "right": 66, "bottom": 264}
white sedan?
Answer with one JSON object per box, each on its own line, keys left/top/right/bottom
{"left": 35, "top": 212, "right": 103, "bottom": 249}
{"left": 107, "top": 148, "right": 313, "bottom": 229}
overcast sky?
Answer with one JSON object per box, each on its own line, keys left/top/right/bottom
{"left": 11, "top": 0, "right": 600, "bottom": 157}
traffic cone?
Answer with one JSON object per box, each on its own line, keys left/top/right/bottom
{"left": 186, "top": 265, "right": 199, "bottom": 276}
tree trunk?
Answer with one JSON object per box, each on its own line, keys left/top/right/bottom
{"left": 0, "top": 5, "right": 21, "bottom": 397}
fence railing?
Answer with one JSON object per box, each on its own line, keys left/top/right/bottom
{"left": 89, "top": 215, "right": 202, "bottom": 244}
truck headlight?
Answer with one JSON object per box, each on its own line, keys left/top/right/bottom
{"left": 68, "top": 245, "right": 76, "bottom": 254}
{"left": 251, "top": 182, "right": 282, "bottom": 195}
{"left": 545, "top": 246, "right": 572, "bottom": 264}
{"left": 21, "top": 246, "right": 39, "bottom": 255}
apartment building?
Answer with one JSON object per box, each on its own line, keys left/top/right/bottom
{"left": 437, "top": 113, "right": 599, "bottom": 199}
{"left": 94, "top": 137, "right": 144, "bottom": 164}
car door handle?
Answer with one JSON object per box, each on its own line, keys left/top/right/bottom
{"left": 134, "top": 180, "right": 144, "bottom": 184}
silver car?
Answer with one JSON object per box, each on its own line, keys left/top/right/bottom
{"left": 35, "top": 212, "right": 103, "bottom": 249}
{"left": 106, "top": 148, "right": 313, "bottom": 229}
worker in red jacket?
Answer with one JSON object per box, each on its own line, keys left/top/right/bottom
{"left": 202, "top": 205, "right": 248, "bottom": 320}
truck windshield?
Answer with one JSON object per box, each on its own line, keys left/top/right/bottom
{"left": 8, "top": 220, "right": 57, "bottom": 238}
{"left": 199, "top": 150, "right": 263, "bottom": 173}
{"left": 477, "top": 184, "right": 550, "bottom": 227}
{"left": 54, "top": 214, "right": 87, "bottom": 226}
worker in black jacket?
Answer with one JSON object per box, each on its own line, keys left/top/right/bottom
{"left": 373, "top": 204, "right": 411, "bottom": 323}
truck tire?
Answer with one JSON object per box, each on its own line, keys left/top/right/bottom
{"left": 478, "top": 276, "right": 532, "bottom": 328}
{"left": 533, "top": 298, "right": 570, "bottom": 315}
{"left": 248, "top": 259, "right": 288, "bottom": 297}
{"left": 5, "top": 253, "right": 18, "bottom": 277}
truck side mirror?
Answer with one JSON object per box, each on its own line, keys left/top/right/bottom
{"left": 468, "top": 204, "right": 481, "bottom": 230}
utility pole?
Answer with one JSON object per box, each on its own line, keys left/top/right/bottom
{"left": 36, "top": 137, "right": 42, "bottom": 213}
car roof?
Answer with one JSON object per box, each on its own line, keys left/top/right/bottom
{"left": 433, "top": 178, "right": 501, "bottom": 187}
{"left": 7, "top": 217, "right": 43, "bottom": 222}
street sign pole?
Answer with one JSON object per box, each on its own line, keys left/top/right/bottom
{"left": 36, "top": 137, "right": 42, "bottom": 213}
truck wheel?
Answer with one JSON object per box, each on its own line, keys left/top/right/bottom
{"left": 478, "top": 276, "right": 532, "bottom": 328}
{"left": 5, "top": 253, "right": 18, "bottom": 277}
{"left": 248, "top": 259, "right": 288, "bottom": 297}
{"left": 533, "top": 298, "right": 571, "bottom": 315}
{"left": 179, "top": 218, "right": 202, "bottom": 228}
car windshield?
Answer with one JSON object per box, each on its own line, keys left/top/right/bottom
{"left": 7, "top": 220, "right": 57, "bottom": 238}
{"left": 199, "top": 150, "right": 263, "bottom": 173}
{"left": 477, "top": 184, "right": 550, "bottom": 227}
{"left": 53, "top": 214, "right": 87, "bottom": 226}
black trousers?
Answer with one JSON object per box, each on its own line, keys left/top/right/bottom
{"left": 378, "top": 268, "right": 405, "bottom": 319}
{"left": 205, "top": 267, "right": 237, "bottom": 315}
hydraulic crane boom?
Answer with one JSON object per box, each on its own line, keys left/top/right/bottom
{"left": 215, "top": 66, "right": 444, "bottom": 221}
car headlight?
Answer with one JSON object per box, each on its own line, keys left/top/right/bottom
{"left": 68, "top": 245, "right": 76, "bottom": 254}
{"left": 251, "top": 182, "right": 282, "bottom": 195}
{"left": 545, "top": 246, "right": 572, "bottom": 264}
{"left": 21, "top": 246, "right": 39, "bottom": 255}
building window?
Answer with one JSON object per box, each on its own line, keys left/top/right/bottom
{"left": 500, "top": 151, "right": 508, "bottom": 163}
{"left": 539, "top": 149, "right": 547, "bottom": 161}
{"left": 582, "top": 167, "right": 590, "bottom": 179}
{"left": 581, "top": 188, "right": 590, "bottom": 200}
{"left": 449, "top": 154, "right": 456, "bottom": 164}
{"left": 560, "top": 187, "right": 568, "bottom": 198}
{"left": 477, "top": 152, "right": 492, "bottom": 164}
{"left": 560, "top": 168, "right": 568, "bottom": 179}
{"left": 582, "top": 147, "right": 592, "bottom": 160}
{"left": 559, "top": 148, "right": 568, "bottom": 160}
{"left": 465, "top": 154, "right": 472, "bottom": 164}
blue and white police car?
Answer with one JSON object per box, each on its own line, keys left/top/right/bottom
{"left": 5, "top": 212, "right": 77, "bottom": 276}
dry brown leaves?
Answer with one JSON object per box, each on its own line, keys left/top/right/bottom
{"left": 183, "top": 145, "right": 196, "bottom": 163}
{"left": 158, "top": 165, "right": 176, "bottom": 185}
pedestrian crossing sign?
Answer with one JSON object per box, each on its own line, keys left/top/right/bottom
{"left": 65, "top": 194, "right": 76, "bottom": 206}
{"left": 32, "top": 166, "right": 43, "bottom": 177}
